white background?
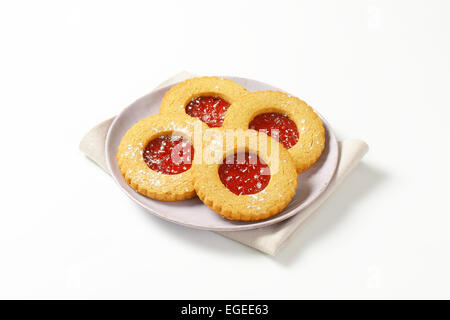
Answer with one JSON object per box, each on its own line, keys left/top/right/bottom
{"left": 0, "top": 0, "right": 449, "bottom": 299}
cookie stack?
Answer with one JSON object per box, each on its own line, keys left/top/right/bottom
{"left": 117, "top": 77, "right": 325, "bottom": 221}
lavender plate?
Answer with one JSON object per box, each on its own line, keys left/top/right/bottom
{"left": 105, "top": 77, "right": 338, "bottom": 231}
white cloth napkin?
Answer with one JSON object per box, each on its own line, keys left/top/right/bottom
{"left": 80, "top": 72, "right": 369, "bottom": 256}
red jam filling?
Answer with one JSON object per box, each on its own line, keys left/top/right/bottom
{"left": 143, "top": 135, "right": 194, "bottom": 175}
{"left": 218, "top": 152, "right": 270, "bottom": 195}
{"left": 249, "top": 112, "right": 299, "bottom": 149}
{"left": 185, "top": 96, "right": 230, "bottom": 128}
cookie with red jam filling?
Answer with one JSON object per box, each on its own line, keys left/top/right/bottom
{"left": 160, "top": 76, "right": 248, "bottom": 128}
{"left": 223, "top": 91, "right": 325, "bottom": 173}
{"left": 116, "top": 114, "right": 206, "bottom": 201}
{"left": 192, "top": 129, "right": 297, "bottom": 221}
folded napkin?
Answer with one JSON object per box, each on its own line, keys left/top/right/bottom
{"left": 80, "top": 72, "right": 369, "bottom": 256}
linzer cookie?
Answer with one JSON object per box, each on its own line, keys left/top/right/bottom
{"left": 116, "top": 114, "right": 205, "bottom": 201}
{"left": 159, "top": 76, "right": 248, "bottom": 128}
{"left": 192, "top": 129, "right": 297, "bottom": 221}
{"left": 222, "top": 91, "right": 325, "bottom": 173}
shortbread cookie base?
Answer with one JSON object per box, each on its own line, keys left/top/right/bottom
{"left": 116, "top": 114, "right": 205, "bottom": 201}
{"left": 160, "top": 76, "right": 248, "bottom": 120}
{"left": 222, "top": 91, "right": 325, "bottom": 173}
{"left": 193, "top": 129, "right": 298, "bottom": 221}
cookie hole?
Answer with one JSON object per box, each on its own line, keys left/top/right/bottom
{"left": 249, "top": 112, "right": 299, "bottom": 149}
{"left": 143, "top": 134, "right": 194, "bottom": 175}
{"left": 218, "top": 152, "right": 270, "bottom": 195}
{"left": 185, "top": 95, "right": 230, "bottom": 128}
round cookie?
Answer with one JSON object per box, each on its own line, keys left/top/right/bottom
{"left": 192, "top": 129, "right": 297, "bottom": 221}
{"left": 160, "top": 76, "right": 248, "bottom": 128}
{"left": 116, "top": 114, "right": 206, "bottom": 201}
{"left": 222, "top": 91, "right": 325, "bottom": 173}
